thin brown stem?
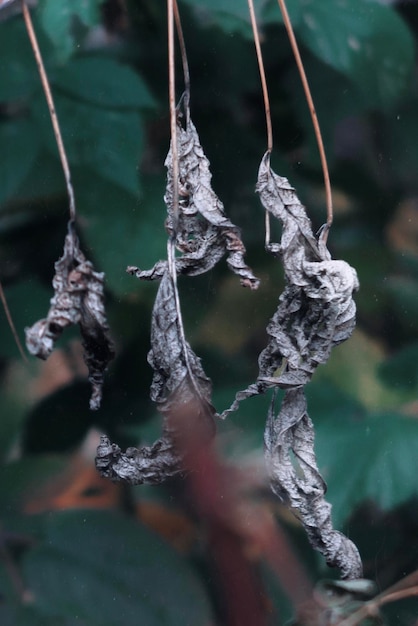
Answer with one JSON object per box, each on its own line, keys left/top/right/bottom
{"left": 247, "top": 0, "right": 273, "bottom": 153}
{"left": 173, "top": 0, "right": 190, "bottom": 124}
{"left": 277, "top": 0, "right": 333, "bottom": 235}
{"left": 167, "top": 0, "right": 190, "bottom": 370}
{"left": 0, "top": 281, "right": 28, "bottom": 363}
{"left": 21, "top": 0, "right": 76, "bottom": 222}
{"left": 336, "top": 585, "right": 418, "bottom": 626}
{"left": 247, "top": 0, "right": 272, "bottom": 248}
{"left": 168, "top": 0, "right": 179, "bottom": 230}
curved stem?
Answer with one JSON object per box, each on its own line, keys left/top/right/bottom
{"left": 0, "top": 281, "right": 27, "bottom": 362}
{"left": 247, "top": 0, "right": 272, "bottom": 247}
{"left": 173, "top": 0, "right": 190, "bottom": 124}
{"left": 168, "top": 0, "right": 179, "bottom": 229}
{"left": 167, "top": 0, "right": 190, "bottom": 370}
{"left": 277, "top": 0, "right": 333, "bottom": 236}
{"left": 247, "top": 0, "right": 273, "bottom": 153}
{"left": 21, "top": 1, "right": 76, "bottom": 222}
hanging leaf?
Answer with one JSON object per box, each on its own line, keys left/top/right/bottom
{"left": 127, "top": 102, "right": 259, "bottom": 290}
{"left": 96, "top": 271, "right": 216, "bottom": 484}
{"left": 25, "top": 221, "right": 115, "bottom": 410}
{"left": 223, "top": 152, "right": 361, "bottom": 580}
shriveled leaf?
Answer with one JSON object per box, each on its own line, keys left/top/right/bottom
{"left": 96, "top": 271, "right": 216, "bottom": 484}
{"left": 128, "top": 103, "right": 259, "bottom": 289}
{"left": 25, "top": 221, "right": 115, "bottom": 410}
{"left": 223, "top": 152, "right": 361, "bottom": 579}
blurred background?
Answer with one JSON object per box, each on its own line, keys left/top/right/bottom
{"left": 1, "top": 0, "right": 418, "bottom": 624}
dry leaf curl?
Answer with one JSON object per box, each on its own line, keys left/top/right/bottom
{"left": 223, "top": 152, "right": 362, "bottom": 580}
{"left": 127, "top": 104, "right": 259, "bottom": 290}
{"left": 25, "top": 221, "right": 115, "bottom": 410}
{"left": 96, "top": 271, "right": 216, "bottom": 484}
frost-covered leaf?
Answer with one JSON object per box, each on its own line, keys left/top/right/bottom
{"left": 128, "top": 102, "right": 259, "bottom": 289}
{"left": 25, "top": 221, "right": 115, "bottom": 410}
{"left": 96, "top": 271, "right": 216, "bottom": 484}
{"left": 223, "top": 152, "right": 361, "bottom": 579}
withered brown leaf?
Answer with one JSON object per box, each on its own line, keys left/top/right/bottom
{"left": 96, "top": 270, "right": 216, "bottom": 484}
{"left": 25, "top": 221, "right": 115, "bottom": 410}
{"left": 127, "top": 103, "right": 259, "bottom": 290}
{"left": 222, "top": 152, "right": 362, "bottom": 579}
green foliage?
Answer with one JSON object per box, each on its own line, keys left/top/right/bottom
{"left": 1, "top": 0, "right": 418, "bottom": 624}
{"left": 38, "top": 0, "right": 104, "bottom": 62}
{"left": 315, "top": 410, "right": 418, "bottom": 528}
{"left": 21, "top": 510, "right": 213, "bottom": 626}
{"left": 296, "top": 0, "right": 414, "bottom": 108}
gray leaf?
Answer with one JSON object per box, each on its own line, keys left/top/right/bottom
{"left": 222, "top": 152, "right": 362, "bottom": 579}
{"left": 25, "top": 221, "right": 115, "bottom": 410}
{"left": 96, "top": 271, "right": 216, "bottom": 484}
{"left": 128, "top": 103, "right": 259, "bottom": 290}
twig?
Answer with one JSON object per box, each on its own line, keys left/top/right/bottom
{"left": 276, "top": 0, "right": 333, "bottom": 237}
{"left": 173, "top": 0, "right": 190, "bottom": 125}
{"left": 336, "top": 585, "right": 418, "bottom": 626}
{"left": 21, "top": 0, "right": 76, "bottom": 222}
{"left": 0, "top": 281, "right": 28, "bottom": 362}
{"left": 167, "top": 0, "right": 179, "bottom": 230}
{"left": 247, "top": 0, "right": 272, "bottom": 248}
{"left": 167, "top": 0, "right": 191, "bottom": 372}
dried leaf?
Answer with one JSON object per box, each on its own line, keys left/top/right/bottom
{"left": 223, "top": 152, "right": 362, "bottom": 579}
{"left": 127, "top": 103, "right": 259, "bottom": 290}
{"left": 25, "top": 221, "right": 115, "bottom": 410}
{"left": 96, "top": 271, "right": 216, "bottom": 484}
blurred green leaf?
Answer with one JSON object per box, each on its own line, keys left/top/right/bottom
{"left": 261, "top": 0, "right": 302, "bottom": 26}
{"left": 0, "top": 119, "right": 41, "bottom": 207}
{"left": 385, "top": 276, "right": 418, "bottom": 334}
{"left": 297, "top": 0, "right": 414, "bottom": 108}
{"left": 23, "top": 510, "right": 213, "bottom": 626}
{"left": 0, "top": 279, "right": 51, "bottom": 359}
{"left": 0, "top": 457, "right": 66, "bottom": 515}
{"left": 32, "top": 93, "right": 143, "bottom": 195}
{"left": 23, "top": 382, "right": 94, "bottom": 454}
{"left": 0, "top": 19, "right": 39, "bottom": 102}
{"left": 378, "top": 342, "right": 418, "bottom": 392}
{"left": 0, "top": 392, "right": 27, "bottom": 462}
{"left": 180, "top": 0, "right": 263, "bottom": 37}
{"left": 315, "top": 412, "right": 418, "bottom": 527}
{"left": 74, "top": 171, "right": 167, "bottom": 296}
{"left": 53, "top": 57, "right": 157, "bottom": 110}
{"left": 38, "top": 0, "right": 103, "bottom": 62}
